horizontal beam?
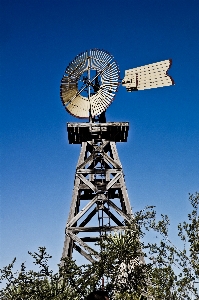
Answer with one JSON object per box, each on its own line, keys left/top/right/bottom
{"left": 81, "top": 237, "right": 100, "bottom": 242}
{"left": 79, "top": 183, "right": 122, "bottom": 190}
{"left": 68, "top": 225, "right": 127, "bottom": 232}
{"left": 77, "top": 168, "right": 121, "bottom": 174}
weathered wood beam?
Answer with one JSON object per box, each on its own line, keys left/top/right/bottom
{"left": 68, "top": 226, "right": 128, "bottom": 232}
{"left": 108, "top": 199, "right": 133, "bottom": 222}
{"left": 68, "top": 231, "right": 100, "bottom": 260}
{"left": 106, "top": 173, "right": 122, "bottom": 190}
{"left": 67, "top": 195, "right": 99, "bottom": 227}
{"left": 73, "top": 243, "right": 96, "bottom": 263}
{"left": 103, "top": 206, "right": 124, "bottom": 226}
{"left": 76, "top": 174, "right": 97, "bottom": 192}
{"left": 79, "top": 207, "right": 97, "bottom": 227}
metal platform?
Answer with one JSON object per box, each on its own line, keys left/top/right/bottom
{"left": 67, "top": 122, "right": 129, "bottom": 144}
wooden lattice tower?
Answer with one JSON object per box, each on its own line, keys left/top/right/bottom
{"left": 62, "top": 122, "right": 132, "bottom": 262}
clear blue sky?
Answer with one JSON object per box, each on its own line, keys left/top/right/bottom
{"left": 1, "top": 0, "right": 199, "bottom": 272}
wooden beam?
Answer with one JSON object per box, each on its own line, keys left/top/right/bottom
{"left": 68, "top": 232, "right": 100, "bottom": 260}
{"left": 79, "top": 207, "right": 97, "bottom": 227}
{"left": 76, "top": 174, "right": 97, "bottom": 192}
{"left": 106, "top": 173, "right": 122, "bottom": 190}
{"left": 108, "top": 199, "right": 133, "bottom": 222}
{"left": 103, "top": 206, "right": 124, "bottom": 226}
{"left": 103, "top": 152, "right": 121, "bottom": 169}
{"left": 68, "top": 226, "right": 128, "bottom": 232}
{"left": 73, "top": 243, "right": 96, "bottom": 263}
{"left": 67, "top": 195, "right": 98, "bottom": 227}
{"left": 81, "top": 237, "right": 100, "bottom": 242}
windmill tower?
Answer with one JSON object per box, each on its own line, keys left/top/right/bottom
{"left": 60, "top": 49, "right": 174, "bottom": 263}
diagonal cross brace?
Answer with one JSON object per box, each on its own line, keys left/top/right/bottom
{"left": 67, "top": 194, "right": 106, "bottom": 227}
{"left": 67, "top": 231, "right": 100, "bottom": 261}
{"left": 73, "top": 243, "right": 96, "bottom": 263}
{"left": 106, "top": 173, "right": 122, "bottom": 190}
{"left": 108, "top": 199, "right": 133, "bottom": 222}
{"left": 103, "top": 152, "right": 121, "bottom": 169}
{"left": 76, "top": 173, "right": 97, "bottom": 192}
{"left": 77, "top": 141, "right": 110, "bottom": 170}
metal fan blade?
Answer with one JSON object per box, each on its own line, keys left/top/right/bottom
{"left": 122, "top": 59, "right": 174, "bottom": 92}
{"left": 60, "top": 49, "right": 120, "bottom": 118}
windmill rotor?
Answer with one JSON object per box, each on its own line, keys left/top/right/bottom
{"left": 60, "top": 49, "right": 120, "bottom": 119}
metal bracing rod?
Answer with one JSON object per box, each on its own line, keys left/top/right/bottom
{"left": 66, "top": 57, "right": 87, "bottom": 77}
{"left": 68, "top": 60, "right": 111, "bottom": 107}
{"left": 88, "top": 63, "right": 111, "bottom": 86}
{"left": 66, "top": 83, "right": 88, "bottom": 106}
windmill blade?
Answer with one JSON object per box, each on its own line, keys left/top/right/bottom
{"left": 122, "top": 59, "right": 174, "bottom": 91}
{"left": 60, "top": 49, "right": 120, "bottom": 119}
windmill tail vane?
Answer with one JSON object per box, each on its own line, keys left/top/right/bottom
{"left": 122, "top": 59, "right": 174, "bottom": 92}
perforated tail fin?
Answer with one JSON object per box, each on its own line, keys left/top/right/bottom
{"left": 122, "top": 59, "right": 174, "bottom": 92}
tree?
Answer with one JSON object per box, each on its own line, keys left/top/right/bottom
{"left": 1, "top": 193, "right": 198, "bottom": 299}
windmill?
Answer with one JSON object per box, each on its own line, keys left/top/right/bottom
{"left": 60, "top": 49, "right": 174, "bottom": 263}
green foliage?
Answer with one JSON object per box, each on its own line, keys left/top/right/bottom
{"left": 0, "top": 193, "right": 198, "bottom": 300}
{"left": 0, "top": 248, "right": 79, "bottom": 300}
